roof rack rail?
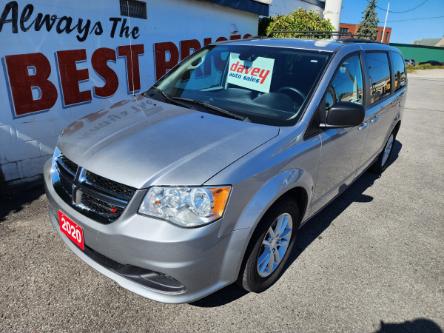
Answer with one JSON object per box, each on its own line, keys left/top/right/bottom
{"left": 339, "top": 38, "right": 380, "bottom": 44}
{"left": 267, "top": 31, "right": 381, "bottom": 43}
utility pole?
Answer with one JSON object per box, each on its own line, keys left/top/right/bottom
{"left": 323, "top": 0, "right": 343, "bottom": 32}
{"left": 381, "top": 1, "right": 390, "bottom": 43}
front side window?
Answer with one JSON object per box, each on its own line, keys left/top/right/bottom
{"left": 324, "top": 54, "right": 364, "bottom": 109}
{"left": 365, "top": 52, "right": 391, "bottom": 104}
{"left": 148, "top": 45, "right": 330, "bottom": 126}
{"left": 391, "top": 52, "right": 407, "bottom": 91}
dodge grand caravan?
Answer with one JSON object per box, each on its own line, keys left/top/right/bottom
{"left": 44, "top": 38, "right": 407, "bottom": 303}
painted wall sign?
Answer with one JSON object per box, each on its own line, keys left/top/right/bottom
{"left": 0, "top": 0, "right": 259, "bottom": 184}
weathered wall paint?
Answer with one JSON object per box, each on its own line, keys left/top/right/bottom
{"left": 0, "top": 0, "right": 259, "bottom": 184}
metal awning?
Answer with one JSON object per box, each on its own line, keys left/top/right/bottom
{"left": 205, "top": 0, "right": 270, "bottom": 16}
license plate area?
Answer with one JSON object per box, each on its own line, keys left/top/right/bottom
{"left": 58, "top": 210, "right": 85, "bottom": 250}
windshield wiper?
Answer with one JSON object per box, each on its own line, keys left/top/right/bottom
{"left": 172, "top": 97, "right": 247, "bottom": 121}
{"left": 143, "top": 88, "right": 191, "bottom": 109}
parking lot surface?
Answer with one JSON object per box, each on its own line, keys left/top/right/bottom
{"left": 1, "top": 70, "right": 443, "bottom": 333}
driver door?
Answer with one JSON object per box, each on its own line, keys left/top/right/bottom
{"left": 310, "top": 53, "right": 368, "bottom": 214}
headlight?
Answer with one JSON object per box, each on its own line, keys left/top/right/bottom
{"left": 139, "top": 186, "right": 231, "bottom": 227}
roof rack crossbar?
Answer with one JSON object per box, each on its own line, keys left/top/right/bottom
{"left": 268, "top": 30, "right": 380, "bottom": 43}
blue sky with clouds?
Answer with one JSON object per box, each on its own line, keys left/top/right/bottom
{"left": 340, "top": 0, "right": 444, "bottom": 43}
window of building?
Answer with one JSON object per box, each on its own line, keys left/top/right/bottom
{"left": 391, "top": 52, "right": 406, "bottom": 91}
{"left": 120, "top": 0, "right": 147, "bottom": 19}
{"left": 324, "top": 54, "right": 364, "bottom": 109}
{"left": 364, "top": 52, "right": 391, "bottom": 104}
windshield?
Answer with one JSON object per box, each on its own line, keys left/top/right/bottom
{"left": 148, "top": 44, "right": 330, "bottom": 126}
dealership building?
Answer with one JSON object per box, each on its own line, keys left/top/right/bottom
{"left": 0, "top": 0, "right": 274, "bottom": 186}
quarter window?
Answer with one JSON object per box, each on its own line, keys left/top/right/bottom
{"left": 391, "top": 52, "right": 406, "bottom": 91}
{"left": 324, "top": 54, "right": 364, "bottom": 109}
{"left": 365, "top": 52, "right": 391, "bottom": 104}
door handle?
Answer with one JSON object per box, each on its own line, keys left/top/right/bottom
{"left": 370, "top": 116, "right": 378, "bottom": 124}
{"left": 389, "top": 98, "right": 401, "bottom": 108}
{"left": 358, "top": 122, "right": 368, "bottom": 131}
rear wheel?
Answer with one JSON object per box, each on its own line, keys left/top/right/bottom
{"left": 370, "top": 131, "right": 396, "bottom": 173}
{"left": 238, "top": 199, "right": 300, "bottom": 293}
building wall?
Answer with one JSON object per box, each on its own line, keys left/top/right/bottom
{"left": 339, "top": 23, "right": 392, "bottom": 43}
{"left": 0, "top": 0, "right": 260, "bottom": 185}
{"left": 390, "top": 43, "right": 444, "bottom": 63}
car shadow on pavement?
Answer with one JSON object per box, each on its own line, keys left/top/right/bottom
{"left": 0, "top": 181, "right": 44, "bottom": 223}
{"left": 192, "top": 140, "right": 402, "bottom": 308}
{"left": 373, "top": 318, "right": 442, "bottom": 333}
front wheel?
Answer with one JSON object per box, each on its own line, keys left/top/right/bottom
{"left": 238, "top": 199, "right": 300, "bottom": 293}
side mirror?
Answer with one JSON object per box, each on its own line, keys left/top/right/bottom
{"left": 320, "top": 101, "right": 365, "bottom": 128}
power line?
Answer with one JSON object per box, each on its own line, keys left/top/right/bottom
{"left": 374, "top": 0, "right": 430, "bottom": 14}
{"left": 388, "top": 14, "right": 444, "bottom": 22}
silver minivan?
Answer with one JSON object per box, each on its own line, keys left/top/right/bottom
{"left": 44, "top": 38, "right": 407, "bottom": 303}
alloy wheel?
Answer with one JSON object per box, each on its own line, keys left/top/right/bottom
{"left": 256, "top": 213, "right": 293, "bottom": 278}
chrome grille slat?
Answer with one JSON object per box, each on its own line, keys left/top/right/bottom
{"left": 85, "top": 171, "right": 135, "bottom": 200}
{"left": 57, "top": 156, "right": 77, "bottom": 177}
{"left": 52, "top": 153, "right": 136, "bottom": 224}
{"left": 80, "top": 186, "right": 128, "bottom": 209}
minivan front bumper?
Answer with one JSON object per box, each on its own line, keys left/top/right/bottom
{"left": 43, "top": 160, "right": 248, "bottom": 303}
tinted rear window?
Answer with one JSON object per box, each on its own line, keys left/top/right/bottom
{"left": 391, "top": 52, "right": 407, "bottom": 91}
{"left": 365, "top": 52, "right": 391, "bottom": 104}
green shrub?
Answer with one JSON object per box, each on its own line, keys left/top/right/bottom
{"left": 264, "top": 9, "right": 334, "bottom": 38}
{"left": 407, "top": 64, "right": 444, "bottom": 73}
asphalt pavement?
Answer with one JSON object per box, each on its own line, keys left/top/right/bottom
{"left": 0, "top": 70, "right": 443, "bottom": 333}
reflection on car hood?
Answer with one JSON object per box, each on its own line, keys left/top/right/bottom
{"left": 58, "top": 96, "right": 279, "bottom": 188}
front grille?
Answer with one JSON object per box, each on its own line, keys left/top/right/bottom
{"left": 84, "top": 171, "right": 135, "bottom": 200}
{"left": 53, "top": 153, "right": 136, "bottom": 224}
{"left": 80, "top": 192, "right": 125, "bottom": 221}
{"left": 59, "top": 155, "right": 77, "bottom": 176}
{"left": 55, "top": 157, "right": 77, "bottom": 199}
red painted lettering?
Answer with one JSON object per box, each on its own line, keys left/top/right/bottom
{"left": 5, "top": 53, "right": 57, "bottom": 116}
{"left": 180, "top": 39, "right": 201, "bottom": 60}
{"left": 57, "top": 49, "right": 91, "bottom": 106}
{"left": 154, "top": 41, "right": 179, "bottom": 80}
{"left": 117, "top": 44, "right": 144, "bottom": 93}
{"left": 92, "top": 48, "right": 118, "bottom": 98}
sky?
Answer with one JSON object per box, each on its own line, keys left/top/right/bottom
{"left": 340, "top": 0, "right": 444, "bottom": 43}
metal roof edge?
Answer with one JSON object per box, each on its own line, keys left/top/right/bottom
{"left": 204, "top": 0, "right": 270, "bottom": 16}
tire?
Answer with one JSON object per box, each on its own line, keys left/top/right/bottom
{"left": 370, "top": 131, "right": 396, "bottom": 174}
{"left": 238, "top": 199, "right": 300, "bottom": 293}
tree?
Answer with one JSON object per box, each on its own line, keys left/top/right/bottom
{"left": 357, "top": 0, "right": 379, "bottom": 40}
{"left": 263, "top": 9, "right": 334, "bottom": 38}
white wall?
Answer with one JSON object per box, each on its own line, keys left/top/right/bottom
{"left": 0, "top": 0, "right": 258, "bottom": 184}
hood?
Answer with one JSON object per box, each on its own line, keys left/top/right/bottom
{"left": 58, "top": 96, "right": 279, "bottom": 188}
